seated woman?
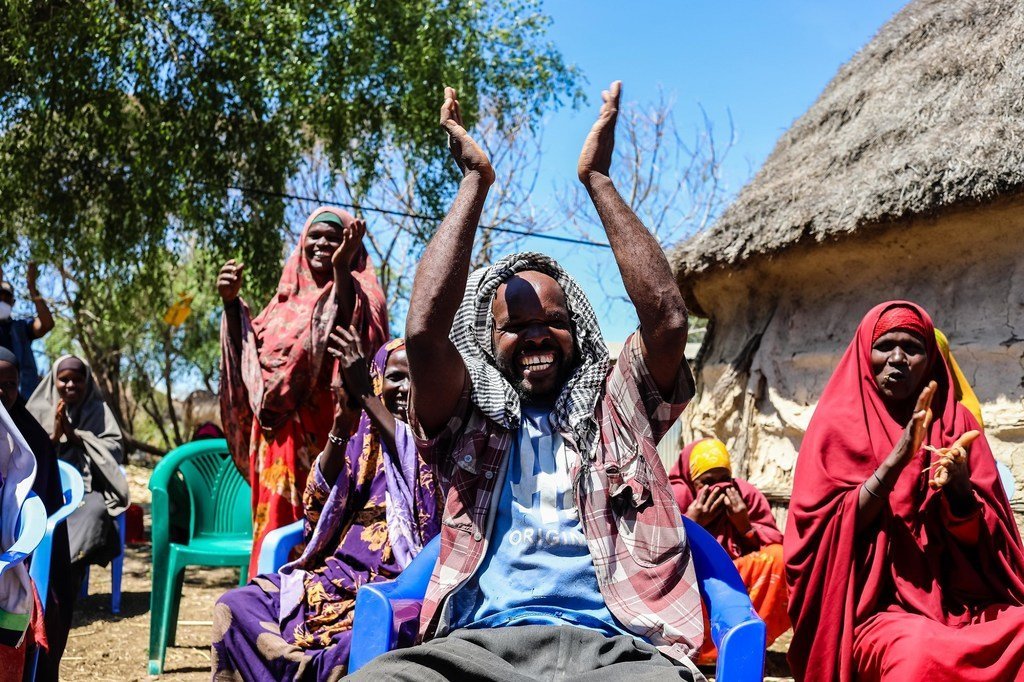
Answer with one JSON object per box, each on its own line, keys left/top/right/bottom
{"left": 0, "top": 348, "right": 72, "bottom": 680}
{"left": 27, "top": 356, "right": 129, "bottom": 591}
{"left": 212, "top": 335, "right": 441, "bottom": 680}
{"left": 785, "top": 301, "right": 1024, "bottom": 682}
{"left": 669, "top": 437, "right": 790, "bottom": 660}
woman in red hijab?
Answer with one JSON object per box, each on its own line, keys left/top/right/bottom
{"left": 218, "top": 207, "right": 389, "bottom": 576}
{"left": 670, "top": 437, "right": 790, "bottom": 662}
{"left": 784, "top": 301, "right": 1024, "bottom": 681}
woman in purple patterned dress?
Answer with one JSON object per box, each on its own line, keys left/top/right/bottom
{"left": 212, "top": 334, "right": 441, "bottom": 681}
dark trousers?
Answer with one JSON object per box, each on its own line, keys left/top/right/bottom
{"left": 346, "top": 624, "right": 701, "bottom": 681}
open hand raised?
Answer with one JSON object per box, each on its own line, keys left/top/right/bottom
{"left": 327, "top": 324, "right": 372, "bottom": 403}
{"left": 332, "top": 218, "right": 366, "bottom": 278}
{"left": 577, "top": 81, "right": 621, "bottom": 185}
{"left": 887, "top": 380, "right": 936, "bottom": 470}
{"left": 217, "top": 259, "right": 244, "bottom": 304}
{"left": 440, "top": 86, "right": 495, "bottom": 184}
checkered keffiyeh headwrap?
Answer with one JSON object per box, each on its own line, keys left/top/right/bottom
{"left": 450, "top": 252, "right": 610, "bottom": 454}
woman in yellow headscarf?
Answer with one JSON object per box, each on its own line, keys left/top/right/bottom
{"left": 669, "top": 438, "right": 790, "bottom": 662}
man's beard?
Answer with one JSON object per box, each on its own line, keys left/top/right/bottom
{"left": 498, "top": 354, "right": 576, "bottom": 405}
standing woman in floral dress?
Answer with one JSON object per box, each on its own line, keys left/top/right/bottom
{"left": 218, "top": 207, "right": 388, "bottom": 575}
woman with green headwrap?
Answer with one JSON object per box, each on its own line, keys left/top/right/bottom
{"left": 217, "top": 207, "right": 389, "bottom": 575}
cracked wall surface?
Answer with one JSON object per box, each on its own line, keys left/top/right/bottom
{"left": 681, "top": 195, "right": 1024, "bottom": 525}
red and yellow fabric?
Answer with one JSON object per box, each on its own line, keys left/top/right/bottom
{"left": 784, "top": 301, "right": 1024, "bottom": 682}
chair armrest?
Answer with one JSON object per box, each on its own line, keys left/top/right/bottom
{"left": 27, "top": 525, "right": 55, "bottom": 605}
{"left": 717, "top": 617, "right": 768, "bottom": 682}
{"left": 256, "top": 520, "right": 305, "bottom": 574}
{"left": 348, "top": 534, "right": 441, "bottom": 672}
{"left": 0, "top": 494, "right": 47, "bottom": 577}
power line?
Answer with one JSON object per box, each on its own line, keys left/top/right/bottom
{"left": 221, "top": 184, "right": 612, "bottom": 249}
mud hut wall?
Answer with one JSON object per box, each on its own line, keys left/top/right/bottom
{"left": 681, "top": 197, "right": 1024, "bottom": 523}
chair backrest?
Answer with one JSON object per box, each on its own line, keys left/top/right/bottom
{"left": 997, "top": 460, "right": 1016, "bottom": 500}
{"left": 56, "top": 460, "right": 86, "bottom": 525}
{"left": 682, "top": 516, "right": 750, "bottom": 596}
{"left": 682, "top": 516, "right": 766, "bottom": 681}
{"left": 171, "top": 439, "right": 251, "bottom": 540}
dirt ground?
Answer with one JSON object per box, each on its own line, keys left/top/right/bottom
{"left": 59, "top": 465, "right": 794, "bottom": 681}
{"left": 59, "top": 464, "right": 238, "bottom": 681}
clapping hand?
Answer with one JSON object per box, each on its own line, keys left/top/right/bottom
{"left": 926, "top": 430, "right": 980, "bottom": 496}
{"left": 440, "top": 86, "right": 495, "bottom": 184}
{"left": 331, "top": 219, "right": 366, "bottom": 280}
{"left": 887, "top": 380, "right": 936, "bottom": 470}
{"left": 327, "top": 324, "right": 372, "bottom": 406}
{"left": 53, "top": 399, "right": 79, "bottom": 445}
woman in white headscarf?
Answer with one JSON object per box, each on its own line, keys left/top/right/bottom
{"left": 27, "top": 355, "right": 128, "bottom": 583}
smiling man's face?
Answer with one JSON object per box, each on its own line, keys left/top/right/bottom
{"left": 491, "top": 271, "right": 578, "bottom": 405}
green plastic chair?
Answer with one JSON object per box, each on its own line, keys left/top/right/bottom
{"left": 147, "top": 438, "right": 252, "bottom": 675}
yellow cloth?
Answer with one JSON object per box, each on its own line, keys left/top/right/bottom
{"left": 162, "top": 292, "right": 194, "bottom": 327}
{"left": 934, "top": 329, "right": 984, "bottom": 429}
{"left": 689, "top": 438, "right": 732, "bottom": 479}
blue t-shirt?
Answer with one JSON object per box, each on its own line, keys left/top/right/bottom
{"left": 449, "top": 406, "right": 629, "bottom": 637}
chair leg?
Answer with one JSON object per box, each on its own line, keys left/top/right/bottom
{"left": 79, "top": 565, "right": 90, "bottom": 600}
{"left": 166, "top": 567, "right": 186, "bottom": 647}
{"left": 238, "top": 563, "right": 248, "bottom": 587}
{"left": 112, "top": 513, "right": 126, "bottom": 614}
{"left": 148, "top": 549, "right": 183, "bottom": 675}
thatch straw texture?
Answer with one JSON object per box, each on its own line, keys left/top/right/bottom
{"left": 673, "top": 0, "right": 1024, "bottom": 275}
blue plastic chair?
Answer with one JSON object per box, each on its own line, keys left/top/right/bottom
{"left": 26, "top": 461, "right": 85, "bottom": 680}
{"left": 0, "top": 491, "right": 47, "bottom": 578}
{"left": 256, "top": 519, "right": 305, "bottom": 574}
{"left": 347, "top": 516, "right": 767, "bottom": 680}
{"left": 30, "top": 461, "right": 85, "bottom": 612}
{"left": 78, "top": 466, "right": 127, "bottom": 614}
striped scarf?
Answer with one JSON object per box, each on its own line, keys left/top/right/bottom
{"left": 450, "top": 252, "right": 610, "bottom": 455}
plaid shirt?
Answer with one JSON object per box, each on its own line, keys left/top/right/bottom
{"left": 411, "top": 333, "right": 703, "bottom": 662}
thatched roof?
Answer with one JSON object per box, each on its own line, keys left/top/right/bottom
{"left": 674, "top": 0, "right": 1024, "bottom": 277}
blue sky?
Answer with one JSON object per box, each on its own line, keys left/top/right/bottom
{"left": 520, "top": 0, "right": 907, "bottom": 342}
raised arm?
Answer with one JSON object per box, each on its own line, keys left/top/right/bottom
{"left": 330, "top": 218, "right": 366, "bottom": 331}
{"left": 405, "top": 87, "right": 494, "bottom": 435}
{"left": 217, "top": 259, "right": 245, "bottom": 359}
{"left": 577, "top": 81, "right": 688, "bottom": 395}
{"left": 26, "top": 262, "right": 54, "bottom": 339}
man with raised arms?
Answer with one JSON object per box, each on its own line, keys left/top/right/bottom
{"left": 351, "top": 82, "right": 704, "bottom": 681}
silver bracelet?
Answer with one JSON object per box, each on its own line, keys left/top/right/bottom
{"left": 327, "top": 432, "right": 348, "bottom": 447}
{"left": 863, "top": 481, "right": 883, "bottom": 500}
